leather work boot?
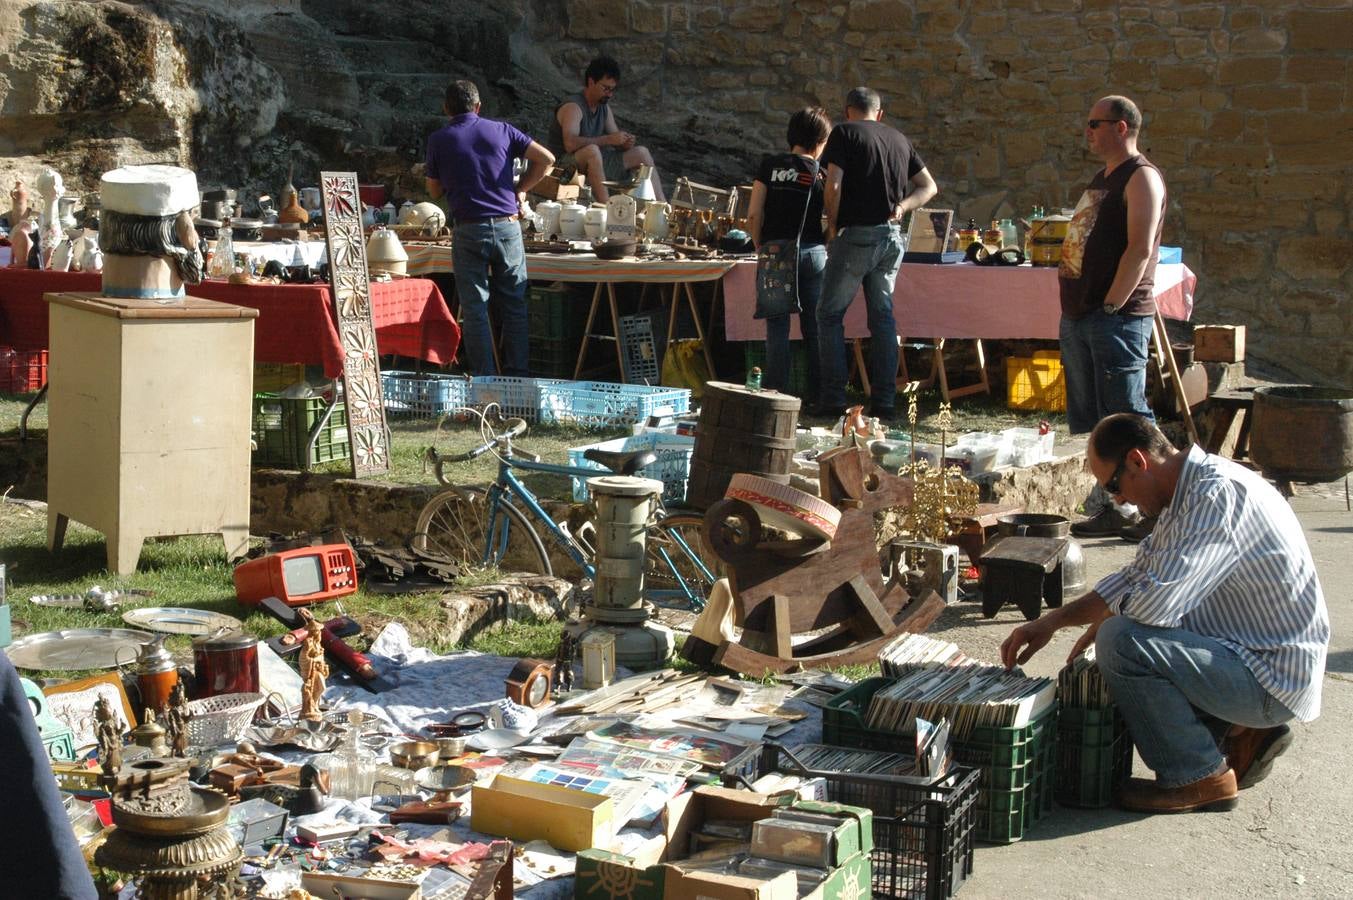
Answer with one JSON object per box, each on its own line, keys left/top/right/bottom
{"left": 1120, "top": 515, "right": 1158, "bottom": 543}
{"left": 1071, "top": 506, "right": 1140, "bottom": 538}
{"left": 1224, "top": 724, "right": 1294, "bottom": 789}
{"left": 1118, "top": 768, "right": 1239, "bottom": 813}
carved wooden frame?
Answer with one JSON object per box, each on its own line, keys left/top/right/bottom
{"left": 320, "top": 171, "right": 390, "bottom": 475}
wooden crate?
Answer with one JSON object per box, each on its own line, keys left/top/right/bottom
{"left": 1192, "top": 325, "right": 1246, "bottom": 363}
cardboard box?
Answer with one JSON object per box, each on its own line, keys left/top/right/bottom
{"left": 575, "top": 786, "right": 872, "bottom": 900}
{"left": 472, "top": 774, "right": 614, "bottom": 852}
{"left": 1193, "top": 325, "right": 1246, "bottom": 363}
{"left": 532, "top": 171, "right": 583, "bottom": 202}
{"left": 301, "top": 872, "right": 420, "bottom": 900}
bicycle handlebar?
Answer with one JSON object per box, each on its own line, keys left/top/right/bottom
{"left": 430, "top": 417, "right": 530, "bottom": 481}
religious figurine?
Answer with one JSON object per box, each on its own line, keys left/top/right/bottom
{"left": 35, "top": 167, "right": 64, "bottom": 270}
{"left": 163, "top": 681, "right": 193, "bottom": 758}
{"left": 298, "top": 609, "right": 329, "bottom": 722}
{"left": 98, "top": 165, "right": 205, "bottom": 300}
{"left": 95, "top": 695, "right": 124, "bottom": 777}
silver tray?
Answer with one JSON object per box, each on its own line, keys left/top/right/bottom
{"left": 122, "top": 606, "right": 243, "bottom": 636}
{"left": 5, "top": 627, "right": 157, "bottom": 670}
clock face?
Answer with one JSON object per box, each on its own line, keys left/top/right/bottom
{"left": 506, "top": 659, "right": 554, "bottom": 708}
{"left": 526, "top": 672, "right": 550, "bottom": 706}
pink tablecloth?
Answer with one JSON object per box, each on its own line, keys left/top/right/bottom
{"left": 722, "top": 261, "right": 1197, "bottom": 341}
{"left": 0, "top": 269, "right": 460, "bottom": 378}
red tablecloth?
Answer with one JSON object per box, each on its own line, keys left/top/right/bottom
{"left": 722, "top": 260, "right": 1197, "bottom": 341}
{"left": 0, "top": 269, "right": 460, "bottom": 377}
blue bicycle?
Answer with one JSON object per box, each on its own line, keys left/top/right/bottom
{"left": 416, "top": 416, "right": 718, "bottom": 610}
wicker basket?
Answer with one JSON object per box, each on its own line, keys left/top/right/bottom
{"left": 186, "top": 692, "right": 266, "bottom": 747}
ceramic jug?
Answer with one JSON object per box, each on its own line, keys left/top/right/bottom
{"left": 535, "top": 201, "right": 562, "bottom": 240}
{"left": 583, "top": 206, "right": 607, "bottom": 240}
{"left": 559, "top": 201, "right": 587, "bottom": 240}
{"left": 642, "top": 201, "right": 671, "bottom": 240}
{"left": 299, "top": 187, "right": 322, "bottom": 212}
{"left": 361, "top": 204, "right": 377, "bottom": 228}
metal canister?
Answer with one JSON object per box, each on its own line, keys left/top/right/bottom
{"left": 135, "top": 635, "right": 179, "bottom": 715}
{"left": 192, "top": 631, "right": 259, "bottom": 698}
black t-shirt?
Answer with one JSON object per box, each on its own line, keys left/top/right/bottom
{"left": 821, "top": 120, "right": 926, "bottom": 228}
{"left": 753, "top": 153, "right": 825, "bottom": 245}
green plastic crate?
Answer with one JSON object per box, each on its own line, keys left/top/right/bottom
{"left": 252, "top": 392, "right": 349, "bottom": 469}
{"left": 528, "top": 283, "right": 584, "bottom": 341}
{"left": 528, "top": 336, "right": 577, "bottom": 379}
{"left": 1056, "top": 706, "right": 1133, "bottom": 808}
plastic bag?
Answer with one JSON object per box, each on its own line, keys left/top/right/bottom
{"left": 661, "top": 338, "right": 712, "bottom": 400}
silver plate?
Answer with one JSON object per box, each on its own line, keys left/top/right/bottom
{"left": 5, "top": 627, "right": 157, "bottom": 670}
{"left": 121, "top": 606, "right": 243, "bottom": 636}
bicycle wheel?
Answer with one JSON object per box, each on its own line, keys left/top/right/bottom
{"left": 642, "top": 513, "right": 722, "bottom": 611}
{"left": 414, "top": 486, "right": 553, "bottom": 576}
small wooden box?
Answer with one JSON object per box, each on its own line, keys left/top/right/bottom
{"left": 532, "top": 171, "right": 582, "bottom": 202}
{"left": 1193, "top": 325, "right": 1246, "bottom": 363}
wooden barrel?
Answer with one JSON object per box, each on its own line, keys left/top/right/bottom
{"left": 686, "top": 382, "right": 800, "bottom": 510}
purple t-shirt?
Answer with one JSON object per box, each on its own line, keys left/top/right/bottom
{"left": 426, "top": 113, "right": 533, "bottom": 221}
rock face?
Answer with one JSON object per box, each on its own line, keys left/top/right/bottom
{"left": 0, "top": 0, "right": 1347, "bottom": 384}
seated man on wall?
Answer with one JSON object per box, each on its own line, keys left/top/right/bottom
{"left": 547, "top": 55, "right": 665, "bottom": 203}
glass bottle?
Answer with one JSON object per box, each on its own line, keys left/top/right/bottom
{"left": 209, "top": 218, "right": 235, "bottom": 278}
{"left": 999, "top": 218, "right": 1018, "bottom": 250}
{"left": 1024, "top": 207, "right": 1044, "bottom": 259}
{"left": 325, "top": 710, "right": 377, "bottom": 801}
{"left": 745, "top": 366, "right": 762, "bottom": 391}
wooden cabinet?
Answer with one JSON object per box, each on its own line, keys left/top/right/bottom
{"left": 44, "top": 292, "right": 258, "bottom": 574}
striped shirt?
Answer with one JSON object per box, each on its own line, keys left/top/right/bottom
{"left": 1095, "top": 445, "right": 1329, "bottom": 721}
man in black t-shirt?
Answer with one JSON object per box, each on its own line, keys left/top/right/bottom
{"left": 816, "top": 87, "right": 937, "bottom": 419}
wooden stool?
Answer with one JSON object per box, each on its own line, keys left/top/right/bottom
{"left": 948, "top": 501, "right": 1027, "bottom": 565}
{"left": 978, "top": 535, "right": 1068, "bottom": 621}
{"left": 1203, "top": 387, "right": 1255, "bottom": 460}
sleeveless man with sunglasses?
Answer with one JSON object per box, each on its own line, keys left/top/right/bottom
{"left": 1059, "top": 95, "right": 1167, "bottom": 543}
{"left": 1001, "top": 414, "right": 1329, "bottom": 814}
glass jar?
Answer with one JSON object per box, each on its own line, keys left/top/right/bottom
{"left": 324, "top": 710, "right": 377, "bottom": 801}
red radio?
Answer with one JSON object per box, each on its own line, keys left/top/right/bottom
{"left": 233, "top": 543, "right": 358, "bottom": 608}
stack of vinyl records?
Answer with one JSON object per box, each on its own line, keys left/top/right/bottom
{"left": 1058, "top": 646, "right": 1113, "bottom": 709}
{"left": 863, "top": 662, "right": 1056, "bottom": 741}
{"left": 876, "top": 632, "right": 970, "bottom": 676}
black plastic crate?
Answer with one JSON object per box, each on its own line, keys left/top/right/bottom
{"left": 729, "top": 743, "right": 980, "bottom": 900}
{"left": 1056, "top": 706, "right": 1133, "bottom": 808}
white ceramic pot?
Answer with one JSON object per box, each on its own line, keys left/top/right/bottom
{"left": 642, "top": 201, "right": 671, "bottom": 240}
{"left": 366, "top": 226, "right": 408, "bottom": 275}
{"left": 583, "top": 206, "right": 607, "bottom": 240}
{"left": 559, "top": 202, "right": 587, "bottom": 239}
{"left": 535, "top": 201, "right": 562, "bottom": 239}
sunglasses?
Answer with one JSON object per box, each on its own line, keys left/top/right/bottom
{"left": 1086, "top": 119, "right": 1122, "bottom": 130}
{"left": 1104, "top": 457, "right": 1128, "bottom": 495}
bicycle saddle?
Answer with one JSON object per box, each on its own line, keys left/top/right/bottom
{"left": 583, "top": 447, "right": 660, "bottom": 475}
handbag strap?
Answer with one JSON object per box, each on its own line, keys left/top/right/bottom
{"left": 790, "top": 158, "right": 818, "bottom": 244}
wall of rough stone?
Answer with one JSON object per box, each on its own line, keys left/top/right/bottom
{"left": 526, "top": 0, "right": 1352, "bottom": 386}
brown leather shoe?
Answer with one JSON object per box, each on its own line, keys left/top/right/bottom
{"left": 1224, "top": 724, "right": 1293, "bottom": 789}
{"left": 1117, "top": 768, "right": 1239, "bottom": 813}
{"left": 1120, "top": 515, "right": 1157, "bottom": 543}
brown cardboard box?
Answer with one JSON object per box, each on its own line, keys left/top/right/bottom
{"left": 1193, "top": 325, "right": 1246, "bottom": 363}
{"left": 532, "top": 171, "right": 583, "bottom": 202}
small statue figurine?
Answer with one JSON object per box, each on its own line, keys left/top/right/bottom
{"left": 163, "top": 681, "right": 192, "bottom": 757}
{"left": 35, "top": 167, "right": 64, "bottom": 270}
{"left": 553, "top": 630, "right": 577, "bottom": 693}
{"left": 298, "top": 609, "right": 329, "bottom": 722}
{"left": 95, "top": 695, "right": 124, "bottom": 777}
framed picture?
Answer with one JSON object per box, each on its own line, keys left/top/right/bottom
{"left": 43, "top": 672, "right": 135, "bottom": 751}
{"left": 907, "top": 208, "right": 954, "bottom": 254}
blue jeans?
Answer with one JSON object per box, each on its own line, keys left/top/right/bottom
{"left": 764, "top": 244, "right": 826, "bottom": 403}
{"left": 817, "top": 223, "right": 906, "bottom": 412}
{"left": 452, "top": 220, "right": 529, "bottom": 376}
{"left": 1095, "top": 615, "right": 1295, "bottom": 787}
{"left": 1059, "top": 310, "right": 1154, "bottom": 435}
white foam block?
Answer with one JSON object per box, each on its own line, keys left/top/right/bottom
{"left": 101, "top": 165, "right": 198, "bottom": 216}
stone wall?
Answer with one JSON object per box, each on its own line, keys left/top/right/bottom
{"left": 528, "top": 0, "right": 1352, "bottom": 386}
{"left": 0, "top": 0, "right": 1345, "bottom": 384}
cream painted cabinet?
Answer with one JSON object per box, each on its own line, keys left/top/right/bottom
{"left": 44, "top": 292, "right": 259, "bottom": 575}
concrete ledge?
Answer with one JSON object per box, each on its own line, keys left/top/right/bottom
{"left": 363, "top": 573, "right": 576, "bottom": 648}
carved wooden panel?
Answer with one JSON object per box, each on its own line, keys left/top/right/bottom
{"left": 320, "top": 171, "right": 390, "bottom": 476}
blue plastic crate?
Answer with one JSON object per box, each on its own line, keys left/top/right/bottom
{"left": 467, "top": 376, "right": 566, "bottom": 422}
{"left": 537, "top": 380, "right": 691, "bottom": 429}
{"left": 381, "top": 371, "right": 471, "bottom": 418}
{"left": 568, "top": 432, "right": 695, "bottom": 503}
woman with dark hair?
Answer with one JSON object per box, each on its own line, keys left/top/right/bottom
{"left": 746, "top": 107, "right": 832, "bottom": 407}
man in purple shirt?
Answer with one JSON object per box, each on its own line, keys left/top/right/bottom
{"left": 426, "top": 80, "right": 553, "bottom": 375}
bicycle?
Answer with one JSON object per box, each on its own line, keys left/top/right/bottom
{"left": 415, "top": 413, "right": 719, "bottom": 611}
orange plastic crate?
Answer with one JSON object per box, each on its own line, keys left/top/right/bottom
{"left": 1006, "top": 350, "right": 1066, "bottom": 412}
{"left": 0, "top": 347, "right": 48, "bottom": 394}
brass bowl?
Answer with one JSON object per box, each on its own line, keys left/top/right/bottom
{"left": 389, "top": 740, "right": 440, "bottom": 770}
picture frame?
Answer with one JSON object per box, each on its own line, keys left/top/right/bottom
{"left": 43, "top": 672, "right": 135, "bottom": 751}
{"left": 907, "top": 208, "right": 954, "bottom": 254}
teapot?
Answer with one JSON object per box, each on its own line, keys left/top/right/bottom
{"left": 642, "top": 201, "right": 671, "bottom": 240}
{"left": 398, "top": 200, "right": 417, "bottom": 225}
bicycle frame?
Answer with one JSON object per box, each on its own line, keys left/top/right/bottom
{"left": 475, "top": 442, "right": 715, "bottom": 608}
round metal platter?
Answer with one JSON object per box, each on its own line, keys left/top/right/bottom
{"left": 413, "top": 764, "right": 476, "bottom": 794}
{"left": 121, "top": 607, "right": 244, "bottom": 636}
{"left": 5, "top": 627, "right": 157, "bottom": 670}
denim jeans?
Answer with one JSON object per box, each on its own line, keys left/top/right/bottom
{"left": 1059, "top": 310, "right": 1154, "bottom": 435}
{"left": 764, "top": 244, "right": 826, "bottom": 403}
{"left": 817, "top": 223, "right": 906, "bottom": 413}
{"left": 452, "top": 220, "right": 529, "bottom": 376}
{"left": 1095, "top": 615, "right": 1295, "bottom": 787}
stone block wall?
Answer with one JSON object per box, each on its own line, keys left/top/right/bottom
{"left": 533, "top": 0, "right": 1352, "bottom": 386}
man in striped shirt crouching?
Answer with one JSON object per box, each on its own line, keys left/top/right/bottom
{"left": 1001, "top": 413, "right": 1329, "bottom": 814}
